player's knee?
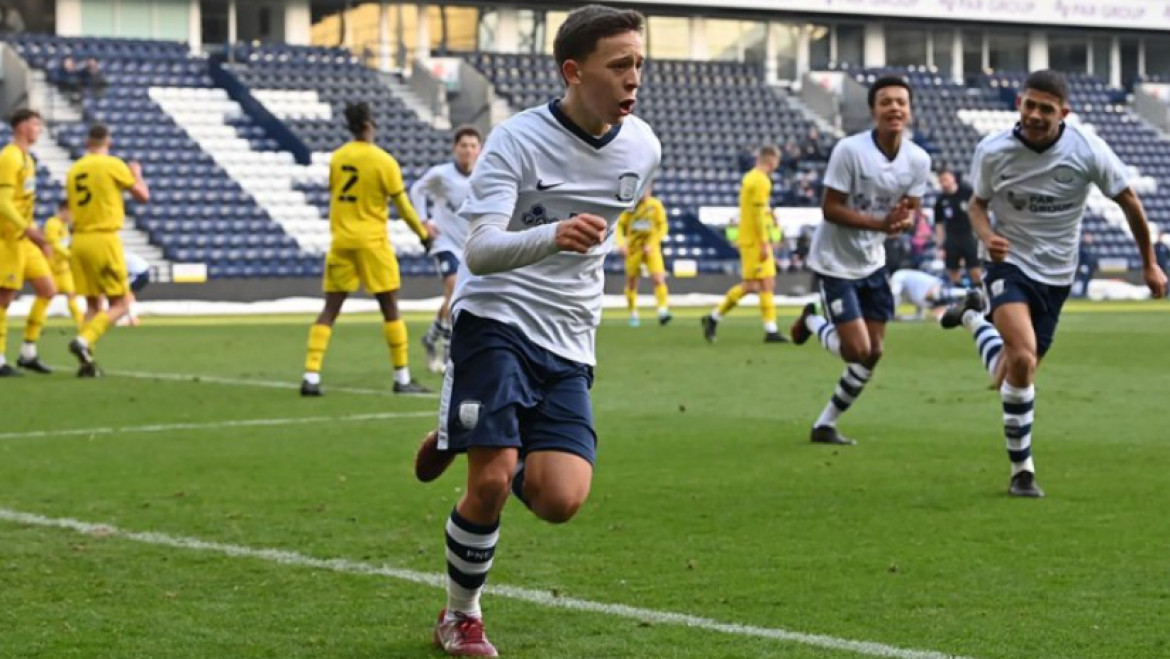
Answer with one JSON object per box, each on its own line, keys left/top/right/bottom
{"left": 863, "top": 347, "right": 883, "bottom": 368}
{"left": 531, "top": 493, "right": 585, "bottom": 524}
{"left": 1004, "top": 345, "right": 1037, "bottom": 380}
{"left": 465, "top": 471, "right": 513, "bottom": 516}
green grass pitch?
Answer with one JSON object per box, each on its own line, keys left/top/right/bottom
{"left": 2, "top": 303, "right": 1168, "bottom": 658}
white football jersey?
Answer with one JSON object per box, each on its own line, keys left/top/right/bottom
{"left": 124, "top": 251, "right": 149, "bottom": 278}
{"left": 890, "top": 269, "right": 941, "bottom": 307}
{"left": 971, "top": 122, "right": 1130, "bottom": 286}
{"left": 452, "top": 101, "right": 661, "bottom": 365}
{"left": 809, "top": 130, "right": 932, "bottom": 279}
{"left": 409, "top": 162, "right": 473, "bottom": 259}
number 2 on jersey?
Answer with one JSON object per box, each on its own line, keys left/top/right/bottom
{"left": 337, "top": 165, "right": 358, "bottom": 203}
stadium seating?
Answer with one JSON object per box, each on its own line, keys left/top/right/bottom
{"left": 2, "top": 34, "right": 322, "bottom": 278}
{"left": 223, "top": 43, "right": 453, "bottom": 273}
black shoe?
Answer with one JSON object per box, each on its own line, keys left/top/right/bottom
{"left": 17, "top": 356, "right": 52, "bottom": 374}
{"left": 939, "top": 289, "right": 985, "bottom": 330}
{"left": 0, "top": 363, "right": 24, "bottom": 377}
{"left": 790, "top": 303, "right": 817, "bottom": 345}
{"left": 393, "top": 380, "right": 431, "bottom": 394}
{"left": 300, "top": 380, "right": 322, "bottom": 397}
{"left": 700, "top": 315, "right": 718, "bottom": 343}
{"left": 77, "top": 363, "right": 103, "bottom": 378}
{"left": 658, "top": 313, "right": 673, "bottom": 326}
{"left": 763, "top": 332, "right": 790, "bottom": 344}
{"left": 69, "top": 338, "right": 95, "bottom": 365}
{"left": 1009, "top": 471, "right": 1045, "bottom": 498}
{"left": 810, "top": 426, "right": 857, "bottom": 446}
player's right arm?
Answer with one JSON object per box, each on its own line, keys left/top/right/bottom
{"left": 932, "top": 196, "right": 946, "bottom": 248}
{"left": 461, "top": 126, "right": 605, "bottom": 275}
{"left": 821, "top": 142, "right": 909, "bottom": 234}
{"left": 44, "top": 218, "right": 71, "bottom": 259}
{"left": 968, "top": 141, "right": 1009, "bottom": 262}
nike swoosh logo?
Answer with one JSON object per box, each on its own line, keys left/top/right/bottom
{"left": 536, "top": 180, "right": 564, "bottom": 191}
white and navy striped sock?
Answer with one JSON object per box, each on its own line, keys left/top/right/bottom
{"left": 964, "top": 312, "right": 1003, "bottom": 377}
{"left": 1000, "top": 382, "right": 1036, "bottom": 476}
{"left": 426, "top": 319, "right": 445, "bottom": 344}
{"left": 814, "top": 363, "right": 873, "bottom": 428}
{"left": 806, "top": 315, "right": 841, "bottom": 358}
{"left": 445, "top": 509, "right": 499, "bottom": 620}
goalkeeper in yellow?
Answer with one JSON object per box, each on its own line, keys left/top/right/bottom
{"left": 43, "top": 200, "right": 86, "bottom": 330}
{"left": 0, "top": 109, "right": 57, "bottom": 377}
{"left": 65, "top": 124, "right": 151, "bottom": 377}
{"left": 616, "top": 184, "right": 671, "bottom": 326}
{"left": 300, "top": 102, "right": 435, "bottom": 396}
{"left": 701, "top": 145, "right": 789, "bottom": 343}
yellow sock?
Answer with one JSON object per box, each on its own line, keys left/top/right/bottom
{"left": 80, "top": 311, "right": 112, "bottom": 346}
{"left": 383, "top": 319, "right": 408, "bottom": 369}
{"left": 625, "top": 287, "right": 638, "bottom": 313}
{"left": 304, "top": 323, "right": 332, "bottom": 373}
{"left": 0, "top": 307, "right": 7, "bottom": 361}
{"left": 760, "top": 290, "right": 777, "bottom": 326}
{"left": 67, "top": 297, "right": 84, "bottom": 329}
{"left": 654, "top": 283, "right": 669, "bottom": 312}
{"left": 23, "top": 296, "right": 50, "bottom": 343}
{"left": 717, "top": 284, "right": 746, "bottom": 317}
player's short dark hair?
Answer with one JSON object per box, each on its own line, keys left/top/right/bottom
{"left": 452, "top": 125, "right": 482, "bottom": 145}
{"left": 344, "top": 102, "right": 374, "bottom": 136}
{"left": 9, "top": 109, "right": 41, "bottom": 129}
{"left": 1023, "top": 69, "right": 1069, "bottom": 106}
{"left": 868, "top": 76, "right": 914, "bottom": 109}
{"left": 87, "top": 124, "right": 110, "bottom": 142}
{"left": 58, "top": 199, "right": 69, "bottom": 210}
{"left": 553, "top": 4, "right": 645, "bottom": 83}
{"left": 758, "top": 145, "right": 781, "bottom": 159}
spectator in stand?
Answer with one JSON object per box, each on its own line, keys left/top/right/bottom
{"left": 736, "top": 144, "right": 756, "bottom": 174}
{"left": 1073, "top": 232, "right": 1098, "bottom": 298}
{"left": 81, "top": 57, "right": 108, "bottom": 98}
{"left": 1156, "top": 228, "right": 1170, "bottom": 279}
{"left": 782, "top": 140, "right": 802, "bottom": 173}
{"left": 800, "top": 126, "right": 827, "bottom": 161}
{"left": 55, "top": 56, "right": 81, "bottom": 101}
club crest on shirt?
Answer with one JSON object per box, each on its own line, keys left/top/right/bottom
{"left": 1053, "top": 166, "right": 1077, "bottom": 184}
{"left": 616, "top": 172, "right": 640, "bottom": 203}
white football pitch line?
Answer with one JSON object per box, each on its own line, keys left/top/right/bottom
{"left": 52, "top": 365, "right": 438, "bottom": 398}
{"left": 0, "top": 411, "right": 434, "bottom": 441}
{"left": 0, "top": 508, "right": 972, "bottom": 659}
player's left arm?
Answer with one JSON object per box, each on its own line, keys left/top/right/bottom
{"left": 383, "top": 155, "right": 432, "bottom": 244}
{"left": 1114, "top": 189, "right": 1167, "bottom": 298}
{"left": 1095, "top": 139, "right": 1167, "bottom": 297}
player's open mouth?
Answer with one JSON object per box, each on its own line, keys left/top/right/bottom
{"left": 618, "top": 99, "right": 636, "bottom": 115}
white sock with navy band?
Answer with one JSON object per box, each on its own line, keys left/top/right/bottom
{"left": 445, "top": 509, "right": 499, "bottom": 620}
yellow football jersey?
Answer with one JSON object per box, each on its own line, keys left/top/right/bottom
{"left": 328, "top": 140, "right": 425, "bottom": 249}
{"left": 43, "top": 215, "right": 72, "bottom": 270}
{"left": 67, "top": 154, "right": 136, "bottom": 233}
{"left": 0, "top": 143, "right": 36, "bottom": 241}
{"left": 617, "top": 196, "right": 667, "bottom": 250}
{"left": 737, "top": 168, "right": 773, "bottom": 247}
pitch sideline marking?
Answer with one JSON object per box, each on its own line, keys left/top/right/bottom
{"left": 0, "top": 411, "right": 434, "bottom": 441}
{"left": 50, "top": 366, "right": 438, "bottom": 399}
{"left": 0, "top": 508, "right": 972, "bottom": 659}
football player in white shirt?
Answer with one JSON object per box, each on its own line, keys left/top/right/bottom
{"left": 889, "top": 268, "right": 966, "bottom": 320}
{"left": 940, "top": 70, "right": 1167, "bottom": 498}
{"left": 412, "top": 6, "right": 660, "bottom": 656}
{"left": 789, "top": 77, "right": 931, "bottom": 446}
{"left": 411, "top": 125, "right": 483, "bottom": 373}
